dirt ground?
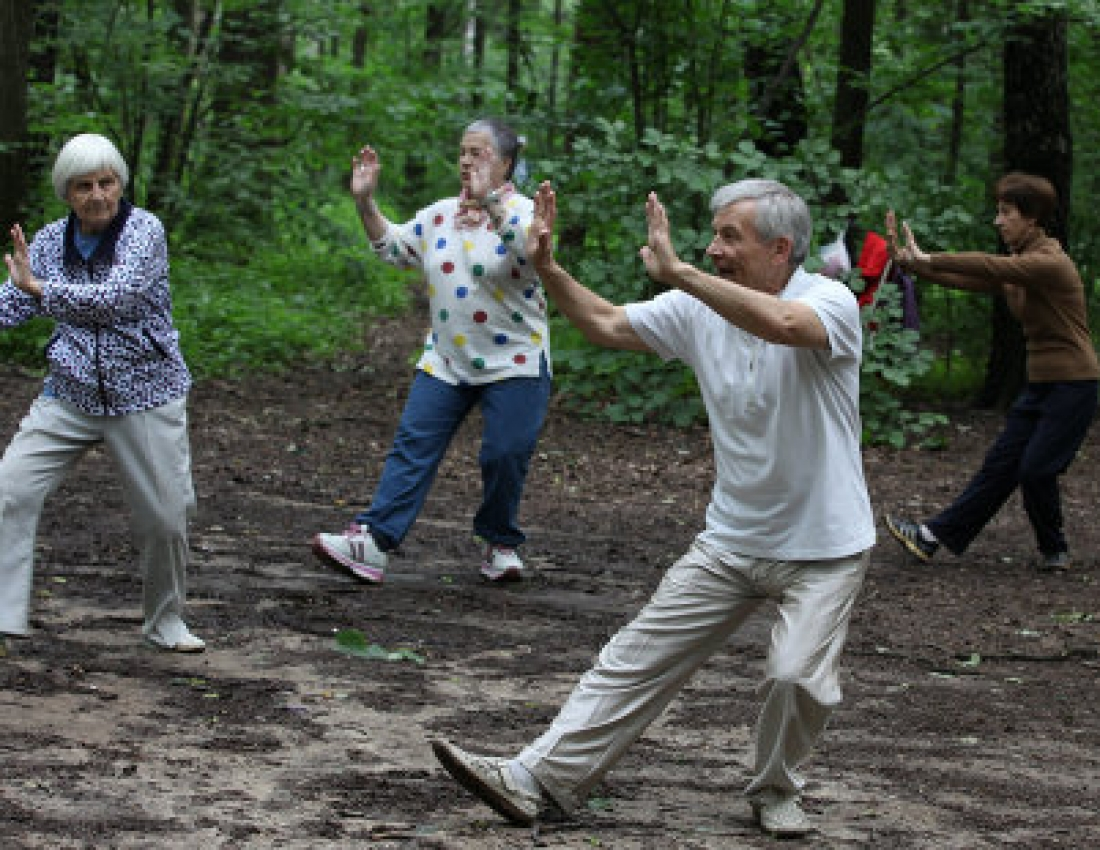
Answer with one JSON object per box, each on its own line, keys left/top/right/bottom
{"left": 0, "top": 314, "right": 1097, "bottom": 849}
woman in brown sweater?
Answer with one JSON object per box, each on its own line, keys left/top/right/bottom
{"left": 883, "top": 172, "right": 1099, "bottom": 571}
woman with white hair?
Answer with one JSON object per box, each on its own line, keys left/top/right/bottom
{"left": 1, "top": 132, "right": 203, "bottom": 652}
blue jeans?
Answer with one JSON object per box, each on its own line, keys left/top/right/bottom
{"left": 929, "top": 380, "right": 1097, "bottom": 557}
{"left": 356, "top": 360, "right": 551, "bottom": 551}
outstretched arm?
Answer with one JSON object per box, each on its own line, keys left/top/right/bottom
{"left": 528, "top": 182, "right": 649, "bottom": 352}
{"left": 885, "top": 209, "right": 999, "bottom": 293}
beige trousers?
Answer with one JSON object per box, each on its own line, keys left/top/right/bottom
{"left": 0, "top": 396, "right": 196, "bottom": 637}
{"left": 518, "top": 540, "right": 870, "bottom": 811}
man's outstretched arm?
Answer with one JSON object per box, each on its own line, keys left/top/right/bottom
{"left": 527, "top": 182, "right": 650, "bottom": 353}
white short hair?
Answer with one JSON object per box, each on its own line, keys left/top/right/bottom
{"left": 710, "top": 179, "right": 812, "bottom": 267}
{"left": 51, "top": 134, "right": 129, "bottom": 201}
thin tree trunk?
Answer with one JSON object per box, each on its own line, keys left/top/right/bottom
{"left": 746, "top": 0, "right": 821, "bottom": 157}
{"left": 831, "top": 0, "right": 876, "bottom": 170}
{"left": 0, "top": 0, "right": 34, "bottom": 232}
{"left": 352, "top": 2, "right": 370, "bottom": 68}
{"left": 945, "top": 0, "right": 969, "bottom": 184}
{"left": 545, "top": 0, "right": 563, "bottom": 153}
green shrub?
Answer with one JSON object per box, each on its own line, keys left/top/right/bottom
{"left": 0, "top": 198, "right": 410, "bottom": 379}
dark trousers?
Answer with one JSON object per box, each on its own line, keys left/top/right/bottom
{"left": 929, "top": 380, "right": 1097, "bottom": 557}
{"left": 357, "top": 359, "right": 551, "bottom": 551}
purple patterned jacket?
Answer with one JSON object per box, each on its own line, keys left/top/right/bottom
{"left": 0, "top": 200, "right": 191, "bottom": 415}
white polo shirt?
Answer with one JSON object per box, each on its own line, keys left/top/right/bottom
{"left": 625, "top": 268, "right": 875, "bottom": 560}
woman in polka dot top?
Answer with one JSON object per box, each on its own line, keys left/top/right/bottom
{"left": 312, "top": 118, "right": 552, "bottom": 584}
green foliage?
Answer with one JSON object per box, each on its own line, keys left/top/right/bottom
{"left": 0, "top": 317, "right": 53, "bottom": 372}
{"left": 551, "top": 321, "right": 704, "bottom": 427}
{"left": 8, "top": 0, "right": 1100, "bottom": 440}
{"left": 0, "top": 198, "right": 408, "bottom": 379}
{"left": 856, "top": 277, "right": 948, "bottom": 448}
{"left": 537, "top": 124, "right": 957, "bottom": 445}
{"left": 172, "top": 198, "right": 408, "bottom": 378}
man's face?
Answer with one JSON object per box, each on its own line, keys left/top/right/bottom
{"left": 66, "top": 167, "right": 122, "bottom": 235}
{"left": 705, "top": 200, "right": 786, "bottom": 291}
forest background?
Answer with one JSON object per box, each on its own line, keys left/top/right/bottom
{"left": 1, "top": 0, "right": 1099, "bottom": 447}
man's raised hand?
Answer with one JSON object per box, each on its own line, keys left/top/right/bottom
{"left": 639, "top": 192, "right": 681, "bottom": 285}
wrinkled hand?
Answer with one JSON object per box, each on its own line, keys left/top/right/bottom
{"left": 885, "top": 209, "right": 928, "bottom": 265}
{"left": 527, "top": 181, "right": 557, "bottom": 270}
{"left": 639, "top": 192, "right": 682, "bottom": 285}
{"left": 4, "top": 224, "right": 38, "bottom": 297}
{"left": 350, "top": 146, "right": 381, "bottom": 204}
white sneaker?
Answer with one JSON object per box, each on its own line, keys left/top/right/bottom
{"left": 751, "top": 793, "right": 812, "bottom": 837}
{"left": 480, "top": 545, "right": 527, "bottom": 582}
{"left": 431, "top": 739, "right": 543, "bottom": 825}
{"left": 145, "top": 615, "right": 206, "bottom": 653}
{"left": 312, "top": 523, "right": 387, "bottom": 583}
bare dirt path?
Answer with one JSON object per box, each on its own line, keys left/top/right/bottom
{"left": 1, "top": 315, "right": 1097, "bottom": 848}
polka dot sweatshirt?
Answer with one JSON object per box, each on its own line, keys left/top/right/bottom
{"left": 0, "top": 201, "right": 191, "bottom": 415}
{"left": 372, "top": 190, "right": 551, "bottom": 384}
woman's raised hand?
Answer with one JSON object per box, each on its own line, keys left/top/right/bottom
{"left": 350, "top": 146, "right": 381, "bottom": 203}
{"left": 885, "top": 209, "right": 928, "bottom": 265}
{"left": 4, "top": 224, "right": 41, "bottom": 298}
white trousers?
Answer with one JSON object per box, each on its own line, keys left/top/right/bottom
{"left": 0, "top": 396, "right": 196, "bottom": 637}
{"left": 517, "top": 540, "right": 870, "bottom": 812}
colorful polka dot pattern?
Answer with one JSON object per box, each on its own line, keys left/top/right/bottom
{"left": 370, "top": 193, "right": 551, "bottom": 384}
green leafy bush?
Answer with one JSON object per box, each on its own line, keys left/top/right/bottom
{"left": 534, "top": 125, "right": 957, "bottom": 445}
{"left": 856, "top": 276, "right": 948, "bottom": 447}
{"left": 0, "top": 198, "right": 409, "bottom": 380}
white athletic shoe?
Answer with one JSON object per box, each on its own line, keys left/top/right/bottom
{"left": 311, "top": 523, "right": 387, "bottom": 583}
{"left": 480, "top": 545, "right": 527, "bottom": 582}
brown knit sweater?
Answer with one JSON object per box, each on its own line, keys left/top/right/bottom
{"left": 911, "top": 231, "right": 1099, "bottom": 383}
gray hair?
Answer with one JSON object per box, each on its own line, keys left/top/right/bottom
{"left": 710, "top": 179, "right": 812, "bottom": 267}
{"left": 51, "top": 133, "right": 129, "bottom": 201}
{"left": 465, "top": 118, "right": 524, "bottom": 180}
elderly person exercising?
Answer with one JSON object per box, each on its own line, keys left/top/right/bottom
{"left": 884, "top": 172, "right": 1099, "bottom": 571}
{"left": 1, "top": 132, "right": 202, "bottom": 652}
{"left": 312, "top": 117, "right": 551, "bottom": 584}
{"left": 432, "top": 178, "right": 875, "bottom": 838}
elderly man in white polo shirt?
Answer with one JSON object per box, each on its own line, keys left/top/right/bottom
{"left": 432, "top": 177, "right": 875, "bottom": 838}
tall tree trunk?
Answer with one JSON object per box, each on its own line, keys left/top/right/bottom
{"left": 545, "top": 0, "right": 564, "bottom": 153}
{"left": 147, "top": 1, "right": 217, "bottom": 215}
{"left": 745, "top": 1, "right": 822, "bottom": 158}
{"left": 468, "top": 1, "right": 486, "bottom": 110}
{"left": 978, "top": 10, "right": 1071, "bottom": 409}
{"left": 505, "top": 0, "right": 521, "bottom": 97}
{"left": 945, "top": 0, "right": 969, "bottom": 184}
{"left": 187, "top": 0, "right": 283, "bottom": 231}
{"left": 352, "top": 2, "right": 371, "bottom": 68}
{"left": 831, "top": 0, "right": 875, "bottom": 170}
{"left": 407, "top": 2, "right": 458, "bottom": 196}
{"left": 0, "top": 0, "right": 34, "bottom": 233}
